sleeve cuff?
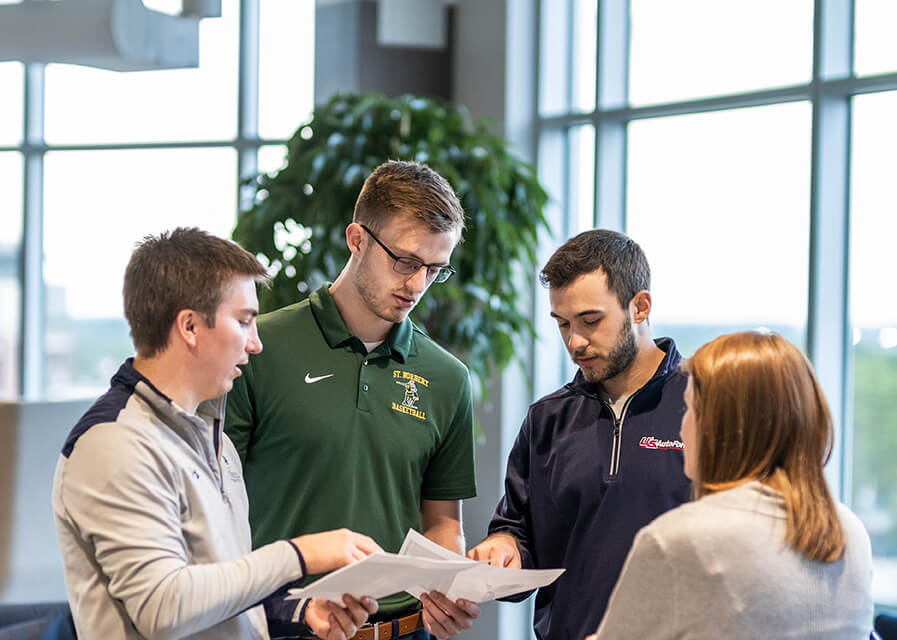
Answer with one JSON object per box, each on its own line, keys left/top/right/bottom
{"left": 286, "top": 539, "right": 308, "bottom": 577}
{"left": 293, "top": 598, "right": 310, "bottom": 624}
{"left": 263, "top": 585, "right": 314, "bottom": 638}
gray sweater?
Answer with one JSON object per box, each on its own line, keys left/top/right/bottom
{"left": 594, "top": 481, "right": 874, "bottom": 639}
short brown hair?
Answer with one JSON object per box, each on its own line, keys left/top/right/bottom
{"left": 353, "top": 160, "right": 465, "bottom": 235}
{"left": 685, "top": 331, "right": 845, "bottom": 562}
{"left": 123, "top": 227, "right": 268, "bottom": 358}
{"left": 539, "top": 229, "right": 650, "bottom": 310}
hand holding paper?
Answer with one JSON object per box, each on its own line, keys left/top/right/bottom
{"left": 467, "top": 531, "right": 522, "bottom": 568}
{"left": 399, "top": 529, "right": 563, "bottom": 602}
{"left": 287, "top": 529, "right": 564, "bottom": 605}
{"left": 419, "top": 590, "right": 480, "bottom": 638}
{"left": 291, "top": 528, "right": 382, "bottom": 574}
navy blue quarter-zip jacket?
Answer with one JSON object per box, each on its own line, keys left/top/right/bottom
{"left": 489, "top": 338, "right": 692, "bottom": 640}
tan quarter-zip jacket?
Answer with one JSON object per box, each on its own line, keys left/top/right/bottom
{"left": 52, "top": 359, "right": 303, "bottom": 640}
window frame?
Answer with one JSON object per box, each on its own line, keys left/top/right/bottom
{"left": 535, "top": 0, "right": 897, "bottom": 504}
{"left": 4, "top": 0, "right": 302, "bottom": 400}
{"left": 534, "top": 0, "right": 897, "bottom": 613}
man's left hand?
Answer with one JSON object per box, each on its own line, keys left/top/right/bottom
{"left": 420, "top": 591, "right": 480, "bottom": 638}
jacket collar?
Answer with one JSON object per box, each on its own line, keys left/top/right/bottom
{"left": 111, "top": 358, "right": 171, "bottom": 403}
{"left": 113, "top": 358, "right": 225, "bottom": 453}
{"left": 308, "top": 284, "right": 413, "bottom": 362}
{"left": 567, "top": 337, "right": 682, "bottom": 398}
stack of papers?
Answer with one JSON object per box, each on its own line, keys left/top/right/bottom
{"left": 287, "top": 529, "right": 564, "bottom": 604}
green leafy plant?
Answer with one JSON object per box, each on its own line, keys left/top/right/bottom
{"left": 234, "top": 92, "right": 549, "bottom": 395}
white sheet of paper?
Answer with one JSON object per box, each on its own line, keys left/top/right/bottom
{"left": 285, "top": 552, "right": 472, "bottom": 602}
{"left": 397, "top": 529, "right": 563, "bottom": 602}
{"left": 398, "top": 528, "right": 477, "bottom": 563}
{"left": 287, "top": 529, "right": 564, "bottom": 604}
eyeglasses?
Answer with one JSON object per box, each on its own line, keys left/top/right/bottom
{"left": 360, "top": 224, "right": 456, "bottom": 284}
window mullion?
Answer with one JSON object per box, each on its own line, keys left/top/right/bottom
{"left": 807, "top": 0, "right": 853, "bottom": 500}
{"left": 19, "top": 62, "right": 44, "bottom": 399}
{"left": 594, "top": 0, "right": 628, "bottom": 231}
{"left": 236, "top": 0, "right": 260, "bottom": 214}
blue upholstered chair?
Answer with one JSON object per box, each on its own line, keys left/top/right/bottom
{"left": 0, "top": 603, "right": 75, "bottom": 640}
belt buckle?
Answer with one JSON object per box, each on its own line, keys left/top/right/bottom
{"left": 372, "top": 623, "right": 379, "bottom": 640}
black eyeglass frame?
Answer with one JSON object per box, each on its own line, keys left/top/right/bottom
{"left": 359, "top": 224, "right": 456, "bottom": 284}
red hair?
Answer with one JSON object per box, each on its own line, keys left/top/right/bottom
{"left": 685, "top": 331, "right": 845, "bottom": 562}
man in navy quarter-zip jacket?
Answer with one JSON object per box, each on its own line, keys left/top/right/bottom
{"left": 466, "top": 229, "right": 692, "bottom": 640}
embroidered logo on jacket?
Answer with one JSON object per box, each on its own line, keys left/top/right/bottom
{"left": 639, "top": 436, "right": 684, "bottom": 450}
{"left": 391, "top": 370, "right": 428, "bottom": 420}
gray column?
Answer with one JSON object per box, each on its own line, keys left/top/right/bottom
{"left": 453, "top": 1, "right": 539, "bottom": 639}
{"left": 314, "top": 0, "right": 453, "bottom": 104}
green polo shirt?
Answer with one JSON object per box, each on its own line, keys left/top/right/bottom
{"left": 225, "top": 285, "right": 476, "bottom": 618}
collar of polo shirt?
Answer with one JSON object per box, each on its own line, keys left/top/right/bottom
{"left": 310, "top": 284, "right": 415, "bottom": 362}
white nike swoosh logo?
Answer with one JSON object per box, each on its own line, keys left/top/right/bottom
{"left": 304, "top": 373, "right": 334, "bottom": 384}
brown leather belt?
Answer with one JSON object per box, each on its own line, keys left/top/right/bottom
{"left": 349, "top": 612, "right": 424, "bottom": 640}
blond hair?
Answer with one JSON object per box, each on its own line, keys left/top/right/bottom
{"left": 353, "top": 160, "right": 464, "bottom": 235}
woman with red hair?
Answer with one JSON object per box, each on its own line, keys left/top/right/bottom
{"left": 589, "top": 331, "right": 873, "bottom": 639}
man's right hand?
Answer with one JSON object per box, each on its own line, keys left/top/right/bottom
{"left": 291, "top": 528, "right": 382, "bottom": 575}
{"left": 466, "top": 532, "right": 522, "bottom": 568}
{"left": 305, "top": 595, "right": 378, "bottom": 640}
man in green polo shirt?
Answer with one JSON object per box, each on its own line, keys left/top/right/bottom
{"left": 226, "top": 161, "right": 481, "bottom": 639}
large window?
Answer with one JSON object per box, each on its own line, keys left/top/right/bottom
{"left": 4, "top": 0, "right": 315, "bottom": 400}
{"left": 44, "top": 4, "right": 240, "bottom": 145}
{"left": 850, "top": 91, "right": 897, "bottom": 607}
{"left": 258, "top": 1, "right": 315, "bottom": 139}
{"left": 628, "top": 0, "right": 813, "bottom": 106}
{"left": 0, "top": 62, "right": 23, "bottom": 145}
{"left": 537, "top": 0, "right": 897, "bottom": 609}
{"left": 42, "top": 149, "right": 238, "bottom": 397}
{"left": 854, "top": 0, "right": 897, "bottom": 77}
{"left": 628, "top": 103, "right": 811, "bottom": 355}
{"left": 0, "top": 153, "right": 23, "bottom": 398}
{"left": 0, "top": 62, "right": 24, "bottom": 398}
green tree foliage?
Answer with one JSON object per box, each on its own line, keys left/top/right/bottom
{"left": 234, "top": 92, "right": 549, "bottom": 395}
{"left": 852, "top": 346, "right": 897, "bottom": 553}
